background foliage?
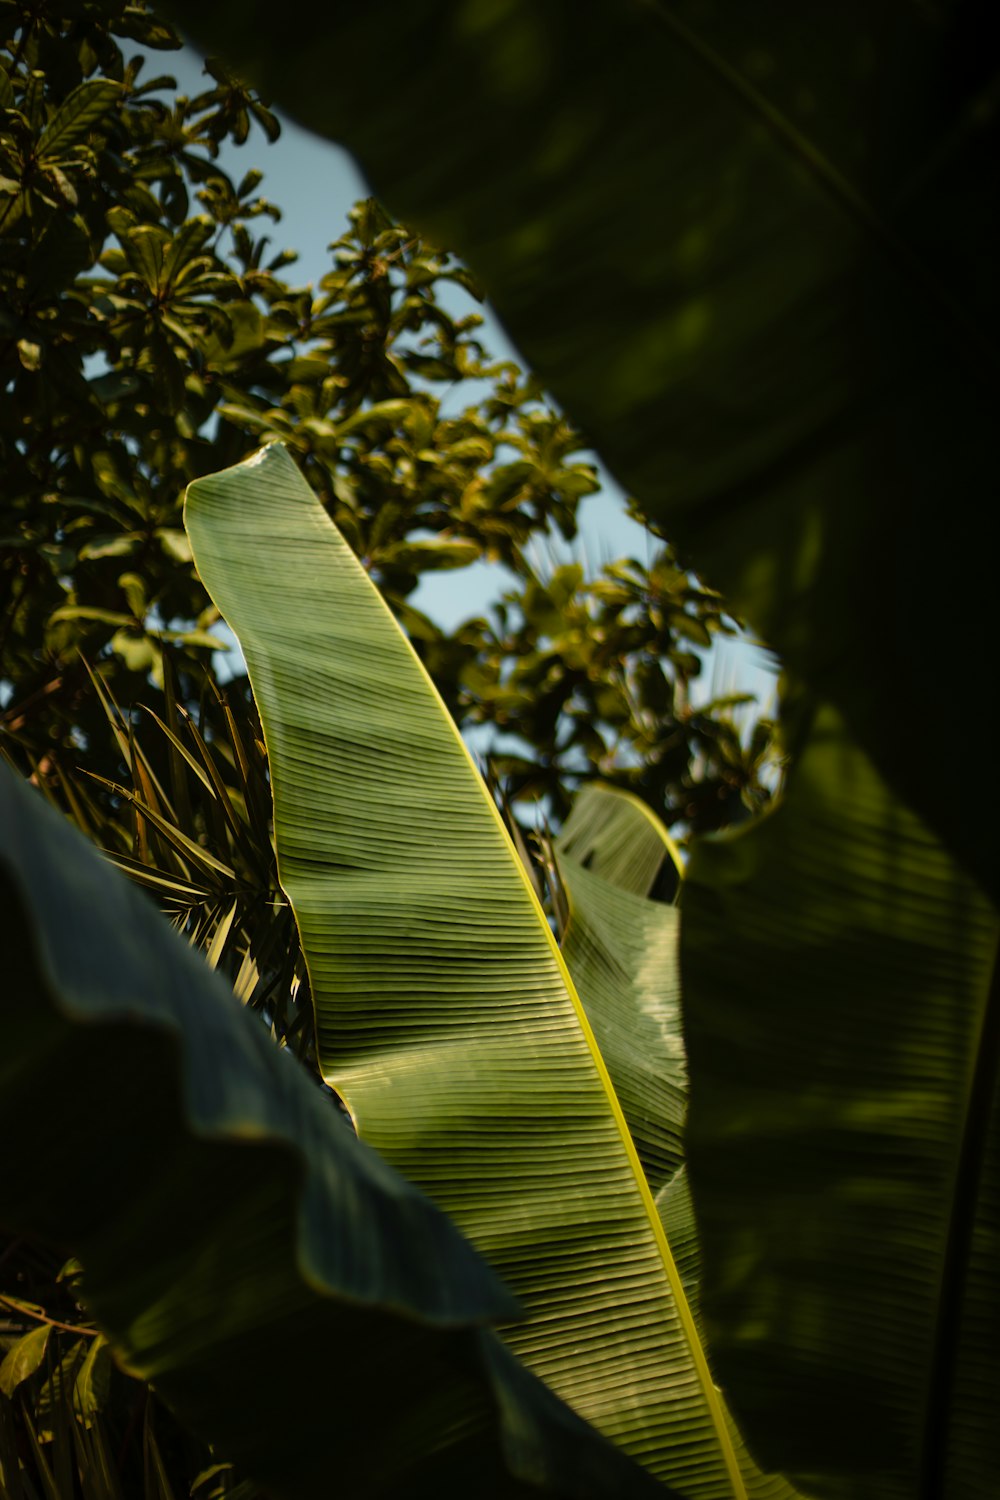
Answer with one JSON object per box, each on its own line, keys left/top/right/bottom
{"left": 0, "top": 0, "right": 773, "bottom": 839}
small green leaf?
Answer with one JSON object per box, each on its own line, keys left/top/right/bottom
{"left": 109, "top": 629, "right": 156, "bottom": 673}
{"left": 49, "top": 606, "right": 135, "bottom": 628}
{"left": 155, "top": 528, "right": 194, "bottom": 564}
{"left": 379, "top": 539, "right": 480, "bottom": 572}
{"left": 78, "top": 533, "right": 142, "bottom": 561}
{"left": 38, "top": 80, "right": 121, "bottom": 158}
{"left": 0, "top": 1326, "right": 51, "bottom": 1398}
{"left": 73, "top": 1338, "right": 111, "bottom": 1427}
{"left": 16, "top": 339, "right": 42, "bottom": 371}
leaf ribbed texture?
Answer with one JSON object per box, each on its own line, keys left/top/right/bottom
{"left": 185, "top": 444, "right": 744, "bottom": 1496}
{"left": 556, "top": 786, "right": 802, "bottom": 1500}
{"left": 682, "top": 705, "right": 1000, "bottom": 1498}
{"left": 556, "top": 785, "right": 686, "bottom": 1191}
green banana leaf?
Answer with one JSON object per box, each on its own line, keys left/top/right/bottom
{"left": 162, "top": 0, "right": 998, "bottom": 898}
{"left": 681, "top": 705, "right": 999, "bottom": 1499}
{"left": 556, "top": 782, "right": 683, "bottom": 905}
{"left": 0, "top": 763, "right": 671, "bottom": 1500}
{"left": 555, "top": 784, "right": 687, "bottom": 1192}
{"left": 185, "top": 443, "right": 744, "bottom": 1497}
{"left": 554, "top": 785, "right": 800, "bottom": 1500}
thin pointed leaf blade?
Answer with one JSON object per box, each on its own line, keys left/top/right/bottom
{"left": 185, "top": 443, "right": 744, "bottom": 1496}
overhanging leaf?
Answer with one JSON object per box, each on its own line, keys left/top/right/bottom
{"left": 185, "top": 442, "right": 745, "bottom": 1496}
{"left": 0, "top": 764, "right": 667, "bottom": 1500}
{"left": 164, "top": 0, "right": 999, "bottom": 895}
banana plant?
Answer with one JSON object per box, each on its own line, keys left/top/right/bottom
{"left": 183, "top": 441, "right": 798, "bottom": 1498}
{"left": 152, "top": 5, "right": 1000, "bottom": 1495}
{"left": 1, "top": 436, "right": 790, "bottom": 1498}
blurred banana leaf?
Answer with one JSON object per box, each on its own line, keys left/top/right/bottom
{"left": 682, "top": 706, "right": 998, "bottom": 1498}
{"left": 0, "top": 763, "right": 669, "bottom": 1500}
{"left": 161, "top": 0, "right": 997, "bottom": 897}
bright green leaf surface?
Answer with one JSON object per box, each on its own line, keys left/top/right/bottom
{"left": 185, "top": 443, "right": 743, "bottom": 1496}
{"left": 682, "top": 705, "right": 1000, "bottom": 1499}
{"left": 556, "top": 785, "right": 686, "bottom": 1192}
{"left": 0, "top": 764, "right": 668, "bottom": 1500}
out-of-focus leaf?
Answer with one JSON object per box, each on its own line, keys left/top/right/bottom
{"left": 379, "top": 539, "right": 480, "bottom": 572}
{"left": 73, "top": 1337, "right": 111, "bottom": 1427}
{"left": 0, "top": 763, "right": 667, "bottom": 1500}
{"left": 0, "top": 1326, "right": 51, "bottom": 1398}
{"left": 37, "top": 80, "right": 121, "bottom": 158}
{"left": 166, "top": 0, "right": 998, "bottom": 894}
{"left": 682, "top": 704, "right": 999, "bottom": 1498}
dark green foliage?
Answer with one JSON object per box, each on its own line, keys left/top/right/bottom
{"left": 0, "top": 766, "right": 671, "bottom": 1500}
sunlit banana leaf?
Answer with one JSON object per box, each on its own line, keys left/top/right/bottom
{"left": 0, "top": 764, "right": 669, "bottom": 1500}
{"left": 185, "top": 443, "right": 744, "bottom": 1496}
{"left": 557, "top": 783, "right": 683, "bottom": 905}
{"left": 682, "top": 705, "right": 1000, "bottom": 1499}
{"left": 555, "top": 785, "right": 800, "bottom": 1500}
{"left": 555, "top": 784, "right": 686, "bottom": 1191}
{"left": 163, "top": 0, "right": 998, "bottom": 897}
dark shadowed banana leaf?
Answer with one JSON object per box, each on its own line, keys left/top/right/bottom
{"left": 682, "top": 705, "right": 999, "bottom": 1499}
{"left": 0, "top": 763, "right": 671, "bottom": 1500}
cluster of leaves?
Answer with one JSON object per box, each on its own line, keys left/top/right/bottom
{"left": 455, "top": 548, "right": 775, "bottom": 830}
{"left": 0, "top": 0, "right": 776, "bottom": 842}
{"left": 0, "top": 1237, "right": 260, "bottom": 1499}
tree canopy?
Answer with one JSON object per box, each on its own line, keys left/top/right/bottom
{"left": 0, "top": 0, "right": 774, "bottom": 845}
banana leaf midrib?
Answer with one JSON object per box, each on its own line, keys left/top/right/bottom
{"left": 279, "top": 511, "right": 741, "bottom": 1492}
